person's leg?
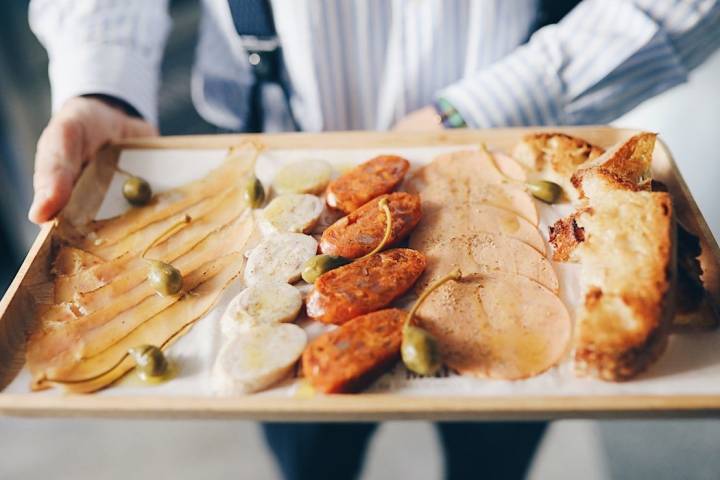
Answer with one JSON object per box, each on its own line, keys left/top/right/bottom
{"left": 437, "top": 422, "right": 547, "bottom": 480}
{"left": 262, "top": 422, "right": 378, "bottom": 480}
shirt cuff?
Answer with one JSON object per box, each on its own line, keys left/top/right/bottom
{"left": 438, "top": 40, "right": 565, "bottom": 128}
{"left": 48, "top": 44, "right": 160, "bottom": 125}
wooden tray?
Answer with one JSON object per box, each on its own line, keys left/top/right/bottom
{"left": 1, "top": 127, "right": 719, "bottom": 420}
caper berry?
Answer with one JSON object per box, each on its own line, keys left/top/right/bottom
{"left": 401, "top": 325, "right": 442, "bottom": 376}
{"left": 147, "top": 260, "right": 183, "bottom": 296}
{"left": 301, "top": 254, "right": 350, "bottom": 283}
{"left": 122, "top": 176, "right": 152, "bottom": 206}
{"left": 128, "top": 344, "right": 168, "bottom": 381}
{"left": 527, "top": 180, "right": 563, "bottom": 204}
{"left": 244, "top": 176, "right": 266, "bottom": 209}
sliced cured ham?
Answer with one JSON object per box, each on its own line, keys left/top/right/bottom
{"left": 62, "top": 143, "right": 257, "bottom": 249}
{"left": 416, "top": 272, "right": 571, "bottom": 380}
{"left": 29, "top": 254, "right": 241, "bottom": 383}
{"left": 28, "top": 213, "right": 255, "bottom": 369}
{"left": 410, "top": 201, "right": 545, "bottom": 255}
{"left": 51, "top": 247, "right": 103, "bottom": 276}
{"left": 51, "top": 188, "right": 247, "bottom": 305}
{"left": 36, "top": 252, "right": 247, "bottom": 392}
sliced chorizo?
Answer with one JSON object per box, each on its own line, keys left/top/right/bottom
{"left": 320, "top": 192, "right": 422, "bottom": 259}
{"left": 305, "top": 248, "right": 426, "bottom": 324}
{"left": 326, "top": 155, "right": 410, "bottom": 213}
{"left": 302, "top": 308, "right": 405, "bottom": 393}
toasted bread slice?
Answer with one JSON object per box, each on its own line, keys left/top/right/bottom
{"left": 513, "top": 133, "right": 604, "bottom": 201}
{"left": 571, "top": 191, "right": 675, "bottom": 381}
{"left": 571, "top": 133, "right": 656, "bottom": 199}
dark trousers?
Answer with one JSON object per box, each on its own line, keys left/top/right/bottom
{"left": 262, "top": 422, "right": 546, "bottom": 480}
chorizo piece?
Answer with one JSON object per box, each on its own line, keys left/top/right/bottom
{"left": 306, "top": 248, "right": 426, "bottom": 324}
{"left": 320, "top": 192, "right": 422, "bottom": 259}
{"left": 302, "top": 308, "right": 405, "bottom": 393}
{"left": 326, "top": 155, "right": 410, "bottom": 213}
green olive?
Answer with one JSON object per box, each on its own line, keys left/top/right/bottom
{"left": 128, "top": 345, "right": 168, "bottom": 381}
{"left": 527, "top": 180, "right": 563, "bottom": 204}
{"left": 122, "top": 176, "right": 152, "bottom": 206}
{"left": 401, "top": 325, "right": 442, "bottom": 376}
{"left": 301, "top": 254, "right": 350, "bottom": 283}
{"left": 244, "top": 176, "right": 266, "bottom": 209}
{"left": 147, "top": 260, "right": 183, "bottom": 296}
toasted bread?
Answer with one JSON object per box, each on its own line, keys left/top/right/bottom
{"left": 571, "top": 191, "right": 675, "bottom": 381}
{"left": 513, "top": 133, "right": 604, "bottom": 201}
{"left": 571, "top": 132, "right": 656, "bottom": 199}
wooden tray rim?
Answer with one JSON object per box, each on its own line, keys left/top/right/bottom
{"left": 1, "top": 126, "right": 719, "bottom": 420}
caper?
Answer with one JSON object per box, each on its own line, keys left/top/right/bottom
{"left": 244, "top": 176, "right": 266, "bottom": 209}
{"left": 301, "top": 254, "right": 350, "bottom": 283}
{"left": 401, "top": 325, "right": 442, "bottom": 376}
{"left": 527, "top": 180, "right": 563, "bottom": 204}
{"left": 147, "top": 260, "right": 183, "bottom": 296}
{"left": 122, "top": 176, "right": 152, "bottom": 206}
{"left": 128, "top": 344, "right": 168, "bottom": 381}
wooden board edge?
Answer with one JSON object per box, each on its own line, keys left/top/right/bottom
{"left": 2, "top": 394, "right": 720, "bottom": 421}
{"left": 655, "top": 138, "right": 720, "bottom": 316}
{"left": 111, "top": 126, "right": 643, "bottom": 150}
{"left": 0, "top": 223, "right": 54, "bottom": 389}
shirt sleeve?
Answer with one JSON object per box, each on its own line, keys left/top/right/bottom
{"left": 29, "top": 0, "right": 172, "bottom": 125}
{"left": 439, "top": 0, "right": 720, "bottom": 128}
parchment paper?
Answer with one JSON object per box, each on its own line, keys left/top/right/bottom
{"left": 7, "top": 145, "right": 720, "bottom": 397}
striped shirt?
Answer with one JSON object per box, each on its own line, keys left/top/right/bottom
{"left": 29, "top": 0, "right": 720, "bottom": 132}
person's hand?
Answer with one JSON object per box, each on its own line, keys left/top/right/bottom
{"left": 29, "top": 96, "right": 157, "bottom": 224}
{"left": 392, "top": 106, "right": 444, "bottom": 132}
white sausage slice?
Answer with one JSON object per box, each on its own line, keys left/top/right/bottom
{"left": 244, "top": 233, "right": 318, "bottom": 285}
{"left": 273, "top": 159, "right": 333, "bottom": 195}
{"left": 212, "top": 323, "right": 307, "bottom": 394}
{"left": 220, "top": 282, "right": 302, "bottom": 337}
{"left": 258, "top": 194, "right": 324, "bottom": 235}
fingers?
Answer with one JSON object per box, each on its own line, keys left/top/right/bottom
{"left": 28, "top": 97, "right": 158, "bottom": 224}
{"left": 29, "top": 119, "right": 85, "bottom": 223}
{"left": 122, "top": 116, "right": 158, "bottom": 138}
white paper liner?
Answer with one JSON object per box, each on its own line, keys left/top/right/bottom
{"left": 7, "top": 145, "right": 720, "bottom": 398}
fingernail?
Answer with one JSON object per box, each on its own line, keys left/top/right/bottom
{"left": 28, "top": 189, "right": 50, "bottom": 222}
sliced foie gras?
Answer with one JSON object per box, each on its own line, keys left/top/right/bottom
{"left": 244, "top": 233, "right": 318, "bottom": 285}
{"left": 416, "top": 272, "right": 571, "bottom": 380}
{"left": 36, "top": 252, "right": 247, "bottom": 392}
{"left": 418, "top": 233, "right": 559, "bottom": 293}
{"left": 411, "top": 177, "right": 538, "bottom": 226}
{"left": 65, "top": 143, "right": 257, "bottom": 249}
{"left": 409, "top": 201, "right": 545, "bottom": 254}
{"left": 212, "top": 323, "right": 307, "bottom": 395}
{"left": 29, "top": 254, "right": 242, "bottom": 382}
{"left": 28, "top": 213, "right": 255, "bottom": 368}
{"left": 52, "top": 188, "right": 249, "bottom": 305}
{"left": 406, "top": 149, "right": 537, "bottom": 223}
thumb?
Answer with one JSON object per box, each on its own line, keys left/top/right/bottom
{"left": 121, "top": 116, "right": 158, "bottom": 138}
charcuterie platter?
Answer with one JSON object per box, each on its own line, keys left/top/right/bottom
{"left": 1, "top": 127, "right": 719, "bottom": 420}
